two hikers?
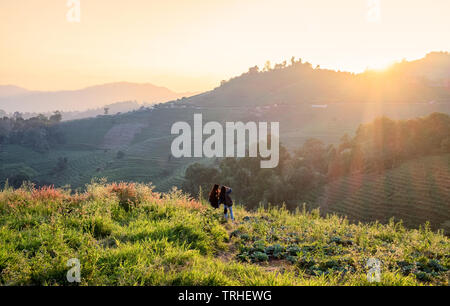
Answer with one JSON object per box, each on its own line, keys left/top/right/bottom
{"left": 209, "top": 184, "right": 234, "bottom": 221}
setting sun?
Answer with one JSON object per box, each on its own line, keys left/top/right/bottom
{"left": 1, "top": 0, "right": 450, "bottom": 92}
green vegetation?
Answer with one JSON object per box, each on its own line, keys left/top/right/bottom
{"left": 305, "top": 154, "right": 450, "bottom": 233}
{"left": 0, "top": 111, "right": 63, "bottom": 152}
{"left": 1, "top": 54, "right": 450, "bottom": 193}
{"left": 0, "top": 56, "right": 449, "bottom": 241}
{"left": 184, "top": 113, "right": 450, "bottom": 231}
{"left": 0, "top": 181, "right": 448, "bottom": 285}
{"left": 0, "top": 109, "right": 208, "bottom": 191}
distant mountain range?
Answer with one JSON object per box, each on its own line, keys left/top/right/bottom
{"left": 5, "top": 100, "right": 151, "bottom": 121}
{"left": 1, "top": 52, "right": 448, "bottom": 114}
{"left": 0, "top": 82, "right": 196, "bottom": 113}
{"left": 0, "top": 85, "right": 30, "bottom": 98}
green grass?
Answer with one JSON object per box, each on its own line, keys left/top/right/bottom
{"left": 305, "top": 154, "right": 450, "bottom": 233}
{"left": 0, "top": 182, "right": 448, "bottom": 286}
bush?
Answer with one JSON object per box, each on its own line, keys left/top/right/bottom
{"left": 110, "top": 182, "right": 137, "bottom": 211}
{"left": 9, "top": 174, "right": 32, "bottom": 189}
{"left": 116, "top": 151, "right": 125, "bottom": 159}
{"left": 32, "top": 185, "right": 65, "bottom": 201}
{"left": 252, "top": 251, "right": 269, "bottom": 262}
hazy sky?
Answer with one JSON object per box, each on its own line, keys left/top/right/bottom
{"left": 1, "top": 0, "right": 449, "bottom": 92}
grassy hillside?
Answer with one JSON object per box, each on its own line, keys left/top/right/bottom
{"left": 1, "top": 102, "right": 448, "bottom": 192}
{"left": 0, "top": 108, "right": 212, "bottom": 191}
{"left": 0, "top": 182, "right": 448, "bottom": 286}
{"left": 305, "top": 154, "right": 450, "bottom": 233}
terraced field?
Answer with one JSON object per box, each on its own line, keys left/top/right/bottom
{"left": 305, "top": 154, "right": 450, "bottom": 233}
{"left": 0, "top": 102, "right": 448, "bottom": 194}
{"left": 0, "top": 107, "right": 232, "bottom": 191}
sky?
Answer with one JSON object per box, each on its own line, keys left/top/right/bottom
{"left": 1, "top": 0, "right": 449, "bottom": 92}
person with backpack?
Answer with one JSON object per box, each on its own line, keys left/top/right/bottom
{"left": 219, "top": 185, "right": 234, "bottom": 221}
{"left": 208, "top": 184, "right": 220, "bottom": 209}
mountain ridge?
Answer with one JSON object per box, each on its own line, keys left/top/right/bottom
{"left": 0, "top": 82, "right": 197, "bottom": 113}
{"left": 183, "top": 52, "right": 450, "bottom": 108}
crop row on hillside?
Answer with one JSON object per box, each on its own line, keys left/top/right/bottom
{"left": 305, "top": 154, "right": 450, "bottom": 233}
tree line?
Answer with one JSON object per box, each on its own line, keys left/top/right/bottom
{"left": 0, "top": 111, "right": 65, "bottom": 152}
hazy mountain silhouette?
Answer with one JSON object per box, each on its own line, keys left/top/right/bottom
{"left": 5, "top": 100, "right": 151, "bottom": 121}
{"left": 0, "top": 85, "right": 30, "bottom": 98}
{"left": 185, "top": 52, "right": 450, "bottom": 107}
{"left": 0, "top": 52, "right": 448, "bottom": 197}
{"left": 390, "top": 51, "right": 450, "bottom": 82}
{"left": 2, "top": 52, "right": 448, "bottom": 114}
{"left": 0, "top": 82, "right": 196, "bottom": 113}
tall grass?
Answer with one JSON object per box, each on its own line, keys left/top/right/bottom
{"left": 0, "top": 181, "right": 448, "bottom": 286}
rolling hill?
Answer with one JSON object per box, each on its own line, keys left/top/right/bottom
{"left": 2, "top": 102, "right": 448, "bottom": 193}
{"left": 0, "top": 82, "right": 196, "bottom": 113}
{"left": 0, "top": 52, "right": 449, "bottom": 233}
{"left": 183, "top": 52, "right": 450, "bottom": 108}
{"left": 0, "top": 85, "right": 30, "bottom": 98}
{"left": 305, "top": 154, "right": 450, "bottom": 233}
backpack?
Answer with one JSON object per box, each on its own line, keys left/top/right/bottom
{"left": 209, "top": 194, "right": 219, "bottom": 209}
{"left": 225, "top": 194, "right": 233, "bottom": 206}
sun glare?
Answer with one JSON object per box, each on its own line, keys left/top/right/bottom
{"left": 367, "top": 61, "right": 393, "bottom": 72}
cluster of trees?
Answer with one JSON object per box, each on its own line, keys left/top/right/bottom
{"left": 183, "top": 113, "right": 450, "bottom": 209}
{"left": 0, "top": 111, "right": 65, "bottom": 152}
{"left": 207, "top": 53, "right": 450, "bottom": 108}
{"left": 0, "top": 164, "right": 38, "bottom": 189}
{"left": 218, "top": 56, "right": 317, "bottom": 89}
{"left": 328, "top": 112, "right": 450, "bottom": 178}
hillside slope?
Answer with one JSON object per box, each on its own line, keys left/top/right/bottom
{"left": 184, "top": 52, "right": 450, "bottom": 108}
{"left": 0, "top": 85, "right": 29, "bottom": 98}
{"left": 1, "top": 102, "right": 448, "bottom": 192}
{"left": 0, "top": 82, "right": 195, "bottom": 113}
{"left": 1, "top": 52, "right": 449, "bottom": 193}
{"left": 305, "top": 154, "right": 450, "bottom": 233}
{"left": 0, "top": 182, "right": 448, "bottom": 286}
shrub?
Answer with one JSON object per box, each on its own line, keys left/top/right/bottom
{"left": 110, "top": 182, "right": 138, "bottom": 211}
{"left": 286, "top": 245, "right": 301, "bottom": 256}
{"left": 116, "top": 151, "right": 125, "bottom": 159}
{"left": 32, "top": 185, "right": 65, "bottom": 201}
{"left": 9, "top": 174, "right": 32, "bottom": 189}
{"left": 252, "top": 251, "right": 269, "bottom": 262}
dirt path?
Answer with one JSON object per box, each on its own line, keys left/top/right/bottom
{"left": 217, "top": 222, "right": 239, "bottom": 262}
